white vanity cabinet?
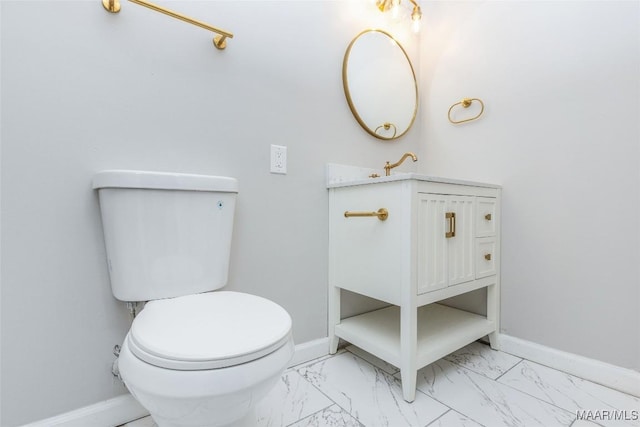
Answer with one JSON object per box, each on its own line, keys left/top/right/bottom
{"left": 328, "top": 174, "right": 501, "bottom": 402}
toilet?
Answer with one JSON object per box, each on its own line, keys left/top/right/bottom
{"left": 92, "top": 170, "right": 294, "bottom": 427}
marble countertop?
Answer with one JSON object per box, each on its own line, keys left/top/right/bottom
{"left": 326, "top": 164, "right": 501, "bottom": 189}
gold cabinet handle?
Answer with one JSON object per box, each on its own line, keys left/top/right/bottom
{"left": 485, "top": 213, "right": 492, "bottom": 221}
{"left": 484, "top": 253, "right": 492, "bottom": 261}
{"left": 344, "top": 208, "right": 389, "bottom": 221}
{"left": 445, "top": 212, "right": 456, "bottom": 238}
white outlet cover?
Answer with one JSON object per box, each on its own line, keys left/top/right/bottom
{"left": 270, "top": 145, "right": 287, "bottom": 174}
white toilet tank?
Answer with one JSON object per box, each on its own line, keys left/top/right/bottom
{"left": 93, "top": 170, "right": 238, "bottom": 302}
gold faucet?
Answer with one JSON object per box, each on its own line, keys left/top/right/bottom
{"left": 384, "top": 152, "right": 418, "bottom": 176}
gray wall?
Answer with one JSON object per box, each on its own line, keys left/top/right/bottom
{"left": 0, "top": 1, "right": 420, "bottom": 425}
{"left": 419, "top": 1, "right": 639, "bottom": 370}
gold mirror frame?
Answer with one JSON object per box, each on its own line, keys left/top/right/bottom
{"left": 342, "top": 29, "right": 419, "bottom": 141}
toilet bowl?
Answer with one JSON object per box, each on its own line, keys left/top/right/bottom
{"left": 119, "top": 292, "right": 294, "bottom": 427}
{"left": 92, "top": 170, "right": 295, "bottom": 427}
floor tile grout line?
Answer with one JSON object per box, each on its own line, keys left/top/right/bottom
{"left": 414, "top": 385, "right": 490, "bottom": 427}
{"left": 424, "top": 409, "right": 451, "bottom": 427}
{"left": 424, "top": 408, "right": 491, "bottom": 427}
{"left": 119, "top": 415, "right": 150, "bottom": 427}
{"left": 494, "top": 358, "right": 524, "bottom": 381}
{"left": 570, "top": 417, "right": 605, "bottom": 427}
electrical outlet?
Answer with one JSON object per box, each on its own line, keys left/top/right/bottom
{"left": 270, "top": 145, "right": 287, "bottom": 174}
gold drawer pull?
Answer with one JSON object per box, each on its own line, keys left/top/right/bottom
{"left": 485, "top": 213, "right": 492, "bottom": 221}
{"left": 445, "top": 212, "right": 456, "bottom": 238}
{"left": 484, "top": 253, "right": 492, "bottom": 261}
{"left": 344, "top": 208, "right": 389, "bottom": 221}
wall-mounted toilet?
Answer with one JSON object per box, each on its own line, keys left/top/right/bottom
{"left": 93, "top": 170, "right": 294, "bottom": 427}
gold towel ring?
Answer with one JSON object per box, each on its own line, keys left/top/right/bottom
{"left": 374, "top": 122, "right": 397, "bottom": 138}
{"left": 448, "top": 98, "right": 485, "bottom": 124}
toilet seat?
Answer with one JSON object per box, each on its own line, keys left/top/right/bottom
{"left": 128, "top": 291, "right": 292, "bottom": 370}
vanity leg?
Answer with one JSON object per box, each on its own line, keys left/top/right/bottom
{"left": 328, "top": 285, "right": 340, "bottom": 354}
{"left": 400, "top": 368, "right": 417, "bottom": 403}
{"left": 400, "top": 305, "right": 417, "bottom": 402}
{"left": 329, "top": 335, "right": 339, "bottom": 354}
{"left": 487, "top": 282, "right": 500, "bottom": 350}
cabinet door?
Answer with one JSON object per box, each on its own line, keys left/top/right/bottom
{"left": 448, "top": 196, "right": 475, "bottom": 286}
{"left": 417, "top": 194, "right": 448, "bottom": 293}
{"left": 418, "top": 194, "right": 475, "bottom": 294}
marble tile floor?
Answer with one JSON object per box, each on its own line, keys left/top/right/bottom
{"left": 123, "top": 341, "right": 639, "bottom": 427}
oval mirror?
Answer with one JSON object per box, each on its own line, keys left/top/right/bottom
{"left": 343, "top": 29, "right": 418, "bottom": 141}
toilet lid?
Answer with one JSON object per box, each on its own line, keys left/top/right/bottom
{"left": 128, "top": 291, "right": 292, "bottom": 370}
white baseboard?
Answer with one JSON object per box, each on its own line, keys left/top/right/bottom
{"left": 290, "top": 337, "right": 330, "bottom": 367}
{"left": 22, "top": 338, "right": 330, "bottom": 427}
{"left": 499, "top": 334, "right": 640, "bottom": 397}
{"left": 21, "top": 394, "right": 148, "bottom": 427}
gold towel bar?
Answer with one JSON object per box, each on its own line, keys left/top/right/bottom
{"left": 448, "top": 98, "right": 485, "bottom": 124}
{"left": 344, "top": 208, "right": 389, "bottom": 221}
{"left": 102, "top": 0, "right": 233, "bottom": 49}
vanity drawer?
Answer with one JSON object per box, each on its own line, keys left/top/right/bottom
{"left": 476, "top": 198, "right": 496, "bottom": 237}
{"left": 475, "top": 237, "right": 496, "bottom": 278}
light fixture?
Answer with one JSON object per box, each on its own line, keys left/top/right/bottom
{"left": 376, "top": 0, "right": 422, "bottom": 32}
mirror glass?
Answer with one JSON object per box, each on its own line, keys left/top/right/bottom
{"left": 343, "top": 29, "right": 418, "bottom": 140}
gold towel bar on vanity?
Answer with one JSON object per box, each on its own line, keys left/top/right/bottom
{"left": 102, "top": 0, "right": 234, "bottom": 49}
{"left": 448, "top": 98, "right": 485, "bottom": 124}
{"left": 344, "top": 208, "right": 389, "bottom": 221}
